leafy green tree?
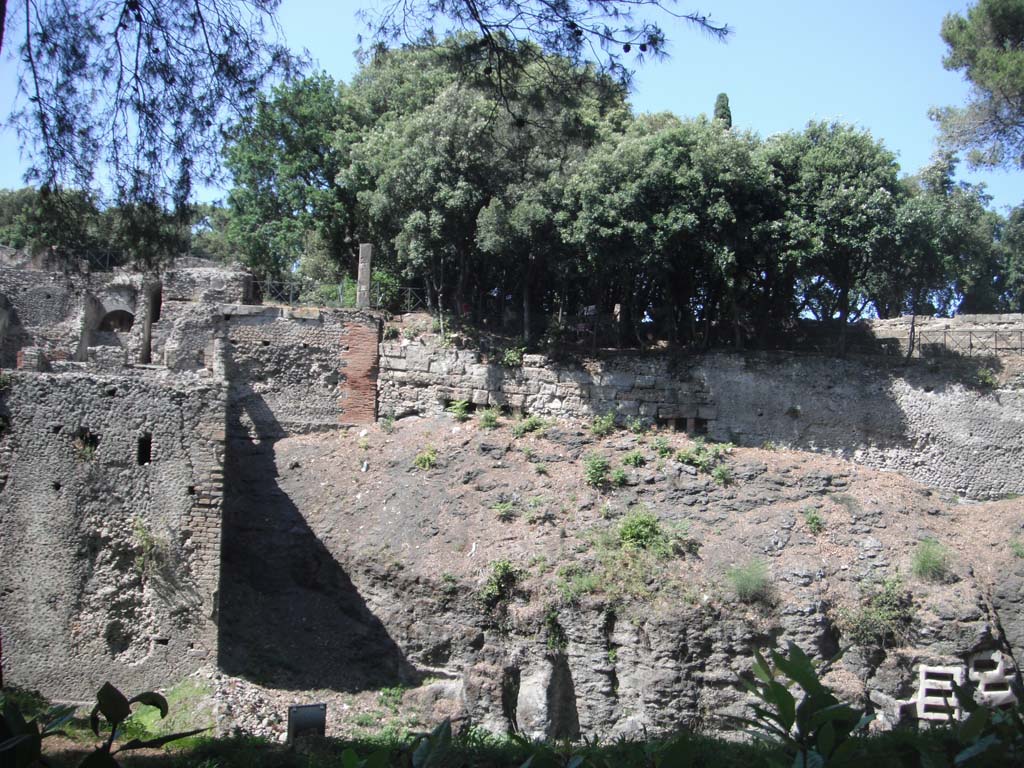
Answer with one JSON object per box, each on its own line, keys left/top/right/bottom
{"left": 223, "top": 73, "right": 360, "bottom": 278}
{"left": 563, "top": 115, "right": 777, "bottom": 348}
{"left": 786, "top": 122, "right": 901, "bottom": 352}
{"left": 999, "top": 204, "right": 1024, "bottom": 310}
{"left": 713, "top": 92, "right": 732, "bottom": 127}
{"left": 933, "top": 0, "right": 1024, "bottom": 169}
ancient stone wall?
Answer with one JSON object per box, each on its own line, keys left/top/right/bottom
{"left": 0, "top": 368, "right": 226, "bottom": 700}
{"left": 221, "top": 306, "right": 380, "bottom": 437}
{"left": 378, "top": 340, "right": 1024, "bottom": 499}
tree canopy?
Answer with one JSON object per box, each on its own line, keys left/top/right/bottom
{"left": 933, "top": 0, "right": 1024, "bottom": 169}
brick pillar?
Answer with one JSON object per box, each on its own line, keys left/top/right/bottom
{"left": 338, "top": 320, "right": 380, "bottom": 424}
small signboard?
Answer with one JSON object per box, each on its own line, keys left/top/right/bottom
{"left": 287, "top": 703, "right": 327, "bottom": 743}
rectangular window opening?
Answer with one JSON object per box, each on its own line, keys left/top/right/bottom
{"left": 137, "top": 433, "right": 153, "bottom": 465}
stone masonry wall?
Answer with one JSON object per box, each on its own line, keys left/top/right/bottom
{"left": 0, "top": 368, "right": 226, "bottom": 700}
{"left": 378, "top": 340, "right": 1024, "bottom": 499}
{"left": 221, "top": 306, "right": 380, "bottom": 437}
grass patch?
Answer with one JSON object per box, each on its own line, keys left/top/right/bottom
{"left": 727, "top": 559, "right": 772, "bottom": 604}
{"left": 556, "top": 564, "right": 602, "bottom": 603}
{"left": 1011, "top": 538, "right": 1024, "bottom": 558}
{"left": 652, "top": 435, "right": 673, "bottom": 459}
{"left": 911, "top": 538, "right": 952, "bottom": 583}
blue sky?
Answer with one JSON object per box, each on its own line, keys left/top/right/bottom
{"left": 1, "top": 0, "right": 1022, "bottom": 211}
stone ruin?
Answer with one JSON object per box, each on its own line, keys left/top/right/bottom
{"left": 0, "top": 253, "right": 1021, "bottom": 732}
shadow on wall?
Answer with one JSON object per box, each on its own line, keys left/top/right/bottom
{"left": 217, "top": 384, "right": 417, "bottom": 691}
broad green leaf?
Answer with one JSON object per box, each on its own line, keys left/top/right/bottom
{"left": 95, "top": 683, "right": 131, "bottom": 726}
{"left": 0, "top": 734, "right": 30, "bottom": 753}
{"left": 363, "top": 750, "right": 391, "bottom": 768}
{"left": 768, "top": 681, "right": 796, "bottom": 731}
{"left": 816, "top": 721, "right": 835, "bottom": 757}
{"left": 753, "top": 650, "right": 774, "bottom": 683}
{"left": 127, "top": 692, "right": 168, "bottom": 719}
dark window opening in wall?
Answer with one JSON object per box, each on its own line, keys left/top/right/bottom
{"left": 187, "top": 485, "right": 196, "bottom": 495}
{"left": 151, "top": 288, "right": 162, "bottom": 323}
{"left": 98, "top": 309, "right": 135, "bottom": 332}
{"left": 691, "top": 417, "right": 709, "bottom": 436}
{"left": 137, "top": 433, "right": 153, "bottom": 465}
{"left": 655, "top": 417, "right": 685, "bottom": 432}
{"left": 153, "top": 637, "right": 169, "bottom": 646}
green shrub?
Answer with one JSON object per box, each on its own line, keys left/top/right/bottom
{"left": 626, "top": 417, "right": 649, "bottom": 435}
{"left": 610, "top": 468, "right": 628, "bottom": 487}
{"left": 0, "top": 372, "right": 11, "bottom": 391}
{"left": 480, "top": 559, "right": 521, "bottom": 607}
{"left": 1011, "top": 538, "right": 1024, "bottom": 558}
{"left": 912, "top": 538, "right": 952, "bottom": 582}
{"left": 478, "top": 408, "right": 500, "bottom": 429}
{"left": 380, "top": 413, "right": 396, "bottom": 433}
{"left": 583, "top": 453, "right": 610, "bottom": 487}
{"left": 711, "top": 464, "right": 733, "bottom": 486}
{"left": 652, "top": 435, "right": 673, "bottom": 458}
{"left": 977, "top": 366, "right": 998, "bottom": 388}
{"left": 556, "top": 564, "right": 601, "bottom": 603}
{"left": 761, "top": 440, "right": 777, "bottom": 451}
{"left": 733, "top": 643, "right": 872, "bottom": 767}
{"left": 837, "top": 577, "right": 914, "bottom": 649}
{"left": 803, "top": 508, "right": 825, "bottom": 535}
{"left": 591, "top": 412, "right": 616, "bottom": 437}
{"left": 382, "top": 325, "right": 400, "bottom": 340}
{"left": 492, "top": 500, "right": 517, "bottom": 522}
{"left": 413, "top": 446, "right": 437, "bottom": 471}
{"left": 446, "top": 399, "right": 471, "bottom": 422}
{"left": 511, "top": 414, "right": 546, "bottom": 438}
{"left": 543, "top": 608, "right": 568, "bottom": 651}
{"left": 619, "top": 510, "right": 663, "bottom": 549}
{"left": 622, "top": 450, "right": 646, "bottom": 467}
{"left": 534, "top": 463, "right": 549, "bottom": 476}
{"left": 727, "top": 559, "right": 772, "bottom": 604}
{"left": 500, "top": 345, "right": 525, "bottom": 367}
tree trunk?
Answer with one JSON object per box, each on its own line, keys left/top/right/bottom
{"left": 0, "top": 0, "right": 7, "bottom": 56}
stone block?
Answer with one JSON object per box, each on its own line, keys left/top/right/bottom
{"left": 286, "top": 307, "right": 321, "bottom": 321}
{"left": 522, "top": 354, "right": 546, "bottom": 367}
{"left": 968, "top": 650, "right": 1018, "bottom": 708}
{"left": 915, "top": 665, "right": 965, "bottom": 722}
{"left": 471, "top": 389, "right": 491, "bottom": 405}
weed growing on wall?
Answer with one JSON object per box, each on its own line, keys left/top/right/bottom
{"left": 626, "top": 417, "right": 649, "bottom": 435}
{"left": 912, "top": 538, "right": 952, "bottom": 583}
{"left": 500, "top": 345, "right": 525, "bottom": 367}
{"left": 836, "top": 577, "right": 914, "bottom": 649}
{"left": 543, "top": 608, "right": 569, "bottom": 652}
{"left": 652, "top": 435, "right": 673, "bottom": 458}
{"left": 480, "top": 559, "right": 521, "bottom": 608}
{"left": 1012, "top": 538, "right": 1024, "bottom": 558}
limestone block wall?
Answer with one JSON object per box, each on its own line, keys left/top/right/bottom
{"left": 0, "top": 369, "right": 226, "bottom": 700}
{"left": 866, "top": 314, "right": 1024, "bottom": 357}
{"left": 378, "top": 343, "right": 714, "bottom": 423}
{"left": 378, "top": 341, "right": 1024, "bottom": 499}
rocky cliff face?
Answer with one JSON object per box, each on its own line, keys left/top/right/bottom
{"left": 212, "top": 414, "right": 1024, "bottom": 741}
